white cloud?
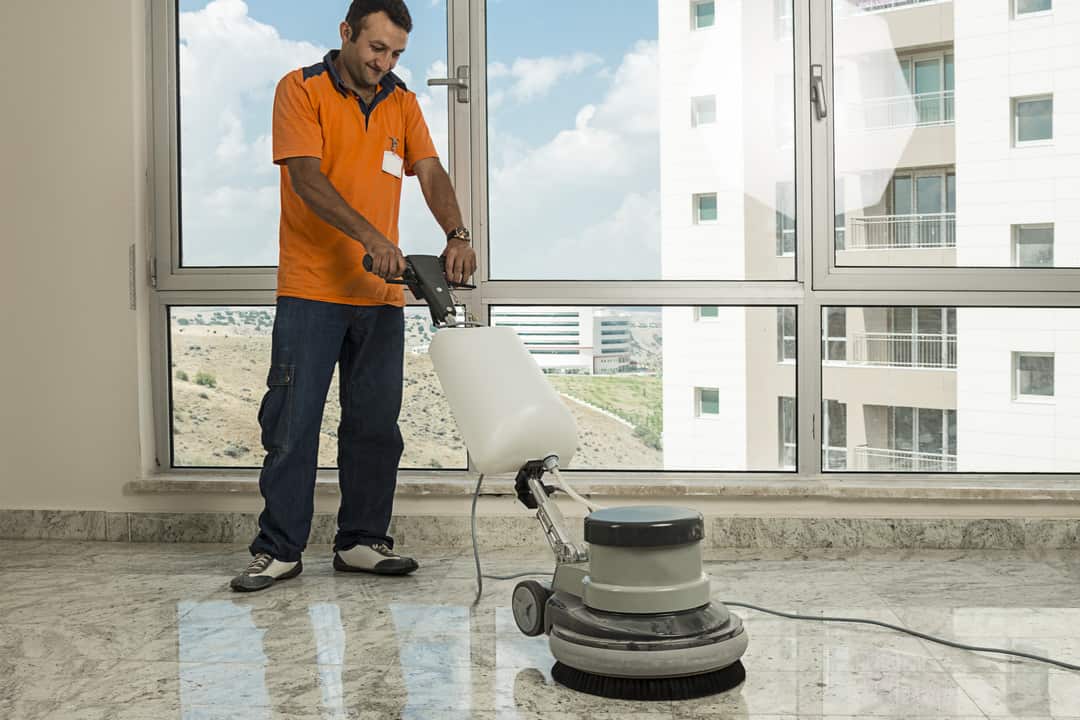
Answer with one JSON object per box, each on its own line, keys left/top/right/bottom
{"left": 487, "top": 41, "right": 661, "bottom": 278}
{"left": 487, "top": 52, "right": 603, "bottom": 105}
{"left": 179, "top": 0, "right": 326, "bottom": 265}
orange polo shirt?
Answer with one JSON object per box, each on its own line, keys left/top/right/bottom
{"left": 272, "top": 51, "right": 439, "bottom": 306}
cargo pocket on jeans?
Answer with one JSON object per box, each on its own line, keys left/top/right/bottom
{"left": 258, "top": 364, "right": 294, "bottom": 452}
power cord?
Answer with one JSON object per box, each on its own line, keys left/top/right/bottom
{"left": 467, "top": 471, "right": 1079, "bottom": 672}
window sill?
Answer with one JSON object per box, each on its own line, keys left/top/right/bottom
{"left": 125, "top": 471, "right": 1080, "bottom": 503}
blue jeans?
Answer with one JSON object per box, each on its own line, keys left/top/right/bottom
{"left": 249, "top": 296, "right": 405, "bottom": 562}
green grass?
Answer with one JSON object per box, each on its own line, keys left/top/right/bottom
{"left": 548, "top": 374, "right": 663, "bottom": 449}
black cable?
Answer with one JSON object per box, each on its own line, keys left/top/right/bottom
{"left": 722, "top": 601, "right": 1080, "bottom": 673}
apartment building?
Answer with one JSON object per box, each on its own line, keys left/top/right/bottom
{"left": 660, "top": 0, "right": 1077, "bottom": 472}
{"left": 491, "top": 307, "right": 632, "bottom": 375}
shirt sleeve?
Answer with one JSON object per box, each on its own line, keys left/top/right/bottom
{"left": 402, "top": 93, "right": 439, "bottom": 176}
{"left": 272, "top": 71, "right": 323, "bottom": 165}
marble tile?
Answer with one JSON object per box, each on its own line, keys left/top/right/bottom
{"left": 128, "top": 512, "right": 260, "bottom": 543}
{"left": 105, "top": 512, "right": 130, "bottom": 542}
{"left": 0, "top": 540, "right": 1077, "bottom": 719}
{"left": 952, "top": 670, "right": 1080, "bottom": 717}
{"left": 0, "top": 510, "right": 107, "bottom": 541}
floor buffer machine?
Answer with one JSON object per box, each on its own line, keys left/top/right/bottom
{"left": 370, "top": 254, "right": 748, "bottom": 701}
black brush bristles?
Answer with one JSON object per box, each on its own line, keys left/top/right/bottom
{"left": 551, "top": 660, "right": 746, "bottom": 701}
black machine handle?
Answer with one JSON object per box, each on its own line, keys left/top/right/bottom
{"left": 362, "top": 253, "right": 475, "bottom": 327}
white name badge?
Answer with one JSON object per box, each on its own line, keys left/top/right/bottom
{"left": 382, "top": 151, "right": 403, "bottom": 178}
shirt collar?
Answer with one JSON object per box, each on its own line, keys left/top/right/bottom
{"left": 323, "top": 50, "right": 407, "bottom": 98}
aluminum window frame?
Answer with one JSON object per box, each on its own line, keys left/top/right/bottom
{"left": 146, "top": 0, "right": 1080, "bottom": 487}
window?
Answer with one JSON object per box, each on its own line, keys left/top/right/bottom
{"left": 778, "top": 396, "right": 796, "bottom": 469}
{"left": 692, "top": 1, "right": 715, "bottom": 30}
{"left": 152, "top": 2, "right": 1080, "bottom": 485}
{"left": 1015, "top": 96, "right": 1053, "bottom": 145}
{"left": 1016, "top": 0, "right": 1052, "bottom": 15}
{"left": 694, "top": 193, "right": 718, "bottom": 224}
{"left": 698, "top": 388, "right": 720, "bottom": 416}
{"left": 691, "top": 95, "right": 717, "bottom": 127}
{"left": 823, "top": 308, "right": 847, "bottom": 362}
{"left": 1014, "top": 353, "right": 1055, "bottom": 399}
{"left": 776, "top": 182, "right": 796, "bottom": 257}
{"left": 823, "top": 399, "right": 847, "bottom": 470}
{"left": 1014, "top": 225, "right": 1054, "bottom": 268}
{"left": 777, "top": 307, "right": 796, "bottom": 362}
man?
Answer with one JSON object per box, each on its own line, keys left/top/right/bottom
{"left": 231, "top": 0, "right": 476, "bottom": 592}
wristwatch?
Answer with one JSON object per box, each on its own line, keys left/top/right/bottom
{"left": 446, "top": 226, "right": 471, "bottom": 243}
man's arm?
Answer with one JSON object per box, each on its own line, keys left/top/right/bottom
{"left": 412, "top": 157, "right": 477, "bottom": 284}
{"left": 283, "top": 156, "right": 405, "bottom": 279}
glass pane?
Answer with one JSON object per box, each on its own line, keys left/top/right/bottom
{"left": 1017, "top": 354, "right": 1055, "bottom": 396}
{"left": 1017, "top": 98, "right": 1053, "bottom": 142}
{"left": 1017, "top": 0, "right": 1052, "bottom": 14}
{"left": 488, "top": 1, "right": 796, "bottom": 280}
{"left": 834, "top": 1, "right": 1076, "bottom": 267}
{"left": 491, "top": 305, "right": 796, "bottom": 471}
{"left": 825, "top": 307, "right": 1080, "bottom": 472}
{"left": 697, "top": 194, "right": 718, "bottom": 222}
{"left": 1016, "top": 225, "right": 1054, "bottom": 267}
{"left": 691, "top": 95, "right": 717, "bottom": 126}
{"left": 177, "top": 1, "right": 448, "bottom": 267}
{"left": 700, "top": 388, "right": 720, "bottom": 415}
{"left": 169, "top": 306, "right": 465, "bottom": 469}
{"left": 778, "top": 396, "right": 796, "bottom": 469}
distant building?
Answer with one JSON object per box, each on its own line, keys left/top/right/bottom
{"left": 491, "top": 307, "right": 632, "bottom": 374}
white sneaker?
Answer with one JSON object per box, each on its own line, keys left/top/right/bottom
{"left": 334, "top": 543, "right": 418, "bottom": 576}
{"left": 230, "top": 553, "right": 302, "bottom": 592}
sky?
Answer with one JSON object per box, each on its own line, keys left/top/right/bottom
{"left": 177, "top": 0, "right": 661, "bottom": 278}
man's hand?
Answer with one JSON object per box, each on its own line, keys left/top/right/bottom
{"left": 443, "top": 239, "right": 476, "bottom": 285}
{"left": 364, "top": 236, "right": 407, "bottom": 280}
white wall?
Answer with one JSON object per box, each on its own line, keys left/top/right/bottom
{"left": 954, "top": 0, "right": 1080, "bottom": 266}
{"left": 0, "top": 0, "right": 154, "bottom": 510}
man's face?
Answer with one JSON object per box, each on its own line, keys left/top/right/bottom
{"left": 339, "top": 12, "right": 408, "bottom": 90}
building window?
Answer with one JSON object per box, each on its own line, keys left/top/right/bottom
{"left": 823, "top": 308, "right": 847, "bottom": 362}
{"left": 777, "top": 307, "right": 796, "bottom": 362}
{"left": 691, "top": 95, "right": 717, "bottom": 127}
{"left": 1013, "top": 224, "right": 1054, "bottom": 267}
{"left": 697, "top": 306, "right": 720, "bottom": 320}
{"left": 776, "top": 181, "right": 795, "bottom": 257}
{"left": 1014, "top": 352, "right": 1055, "bottom": 399}
{"left": 694, "top": 193, "right": 718, "bottom": 224}
{"left": 692, "top": 1, "right": 715, "bottom": 30}
{"left": 779, "top": 396, "right": 796, "bottom": 469}
{"left": 1015, "top": 0, "right": 1052, "bottom": 16}
{"left": 1015, "top": 96, "right": 1053, "bottom": 145}
{"left": 697, "top": 387, "right": 720, "bottom": 416}
{"left": 882, "top": 406, "right": 957, "bottom": 471}
{"left": 824, "top": 399, "right": 847, "bottom": 470}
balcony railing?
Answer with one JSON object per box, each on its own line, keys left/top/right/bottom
{"left": 847, "top": 213, "right": 955, "bottom": 250}
{"left": 851, "top": 332, "right": 957, "bottom": 369}
{"left": 854, "top": 445, "right": 957, "bottom": 472}
{"left": 837, "top": 0, "right": 949, "bottom": 13}
{"left": 856, "top": 90, "right": 955, "bottom": 130}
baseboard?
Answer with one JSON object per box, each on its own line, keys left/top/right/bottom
{"left": 2, "top": 509, "right": 1079, "bottom": 549}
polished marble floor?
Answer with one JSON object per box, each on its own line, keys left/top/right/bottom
{"left": 0, "top": 540, "right": 1078, "bottom": 719}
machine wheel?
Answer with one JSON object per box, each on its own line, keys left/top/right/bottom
{"left": 512, "top": 580, "right": 551, "bottom": 637}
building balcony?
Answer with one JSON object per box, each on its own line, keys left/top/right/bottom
{"left": 855, "top": 91, "right": 954, "bottom": 131}
{"left": 837, "top": 0, "right": 949, "bottom": 13}
{"left": 850, "top": 332, "right": 957, "bottom": 369}
{"left": 854, "top": 445, "right": 957, "bottom": 472}
{"left": 846, "top": 213, "right": 955, "bottom": 250}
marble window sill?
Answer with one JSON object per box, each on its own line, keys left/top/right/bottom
{"left": 126, "top": 472, "right": 1080, "bottom": 503}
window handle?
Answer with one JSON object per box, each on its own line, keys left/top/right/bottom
{"left": 428, "top": 65, "right": 470, "bottom": 103}
{"left": 811, "top": 64, "right": 828, "bottom": 120}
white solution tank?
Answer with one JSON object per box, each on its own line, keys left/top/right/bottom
{"left": 429, "top": 326, "right": 578, "bottom": 475}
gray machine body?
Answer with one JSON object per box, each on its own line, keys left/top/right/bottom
{"left": 536, "top": 504, "right": 748, "bottom": 680}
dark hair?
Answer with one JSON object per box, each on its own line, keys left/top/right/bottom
{"left": 346, "top": 0, "right": 413, "bottom": 36}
